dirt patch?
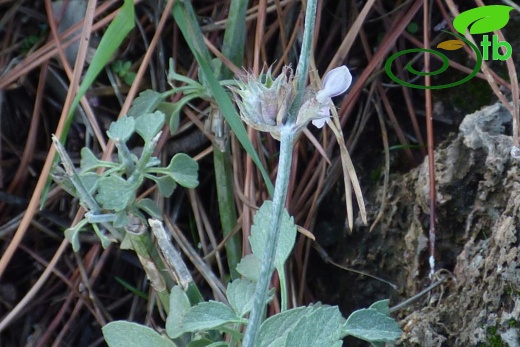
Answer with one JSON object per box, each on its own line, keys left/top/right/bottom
{"left": 312, "top": 103, "right": 520, "bottom": 346}
{"left": 393, "top": 103, "right": 520, "bottom": 346}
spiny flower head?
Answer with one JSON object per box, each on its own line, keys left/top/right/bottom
{"left": 232, "top": 65, "right": 352, "bottom": 139}
{"left": 231, "top": 66, "right": 295, "bottom": 138}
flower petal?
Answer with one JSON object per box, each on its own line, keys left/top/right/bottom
{"left": 318, "top": 105, "right": 330, "bottom": 117}
{"left": 312, "top": 117, "right": 329, "bottom": 128}
{"left": 316, "top": 66, "right": 352, "bottom": 103}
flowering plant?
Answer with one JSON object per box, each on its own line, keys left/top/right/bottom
{"left": 90, "top": 0, "right": 402, "bottom": 346}
{"left": 230, "top": 44, "right": 384, "bottom": 346}
{"left": 232, "top": 65, "right": 353, "bottom": 139}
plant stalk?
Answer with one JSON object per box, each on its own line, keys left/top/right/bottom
{"left": 243, "top": 0, "right": 317, "bottom": 343}
{"left": 288, "top": 0, "right": 318, "bottom": 122}
{"left": 126, "top": 217, "right": 174, "bottom": 313}
{"left": 242, "top": 126, "right": 295, "bottom": 347}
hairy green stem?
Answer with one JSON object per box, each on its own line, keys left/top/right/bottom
{"left": 279, "top": 269, "right": 288, "bottom": 312}
{"left": 288, "top": 0, "right": 318, "bottom": 122}
{"left": 242, "top": 127, "right": 295, "bottom": 347}
{"left": 242, "top": 1, "right": 318, "bottom": 344}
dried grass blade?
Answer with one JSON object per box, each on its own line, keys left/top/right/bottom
{"left": 328, "top": 121, "right": 367, "bottom": 230}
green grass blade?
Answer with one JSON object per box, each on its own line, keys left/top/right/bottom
{"left": 213, "top": 147, "right": 241, "bottom": 278}
{"left": 220, "top": 0, "right": 248, "bottom": 78}
{"left": 171, "top": 1, "right": 212, "bottom": 63}
{"left": 211, "top": 0, "right": 249, "bottom": 280}
{"left": 172, "top": 1, "right": 274, "bottom": 196}
{"left": 65, "top": 0, "right": 135, "bottom": 142}
{"left": 114, "top": 276, "right": 148, "bottom": 300}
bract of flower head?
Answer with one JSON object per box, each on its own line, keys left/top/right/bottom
{"left": 231, "top": 66, "right": 295, "bottom": 138}
{"left": 296, "top": 65, "right": 352, "bottom": 130}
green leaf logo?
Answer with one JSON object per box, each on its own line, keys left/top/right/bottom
{"left": 453, "top": 5, "right": 513, "bottom": 35}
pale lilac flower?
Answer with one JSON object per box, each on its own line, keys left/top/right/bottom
{"left": 316, "top": 66, "right": 352, "bottom": 103}
{"left": 311, "top": 66, "right": 352, "bottom": 128}
{"left": 295, "top": 65, "right": 353, "bottom": 130}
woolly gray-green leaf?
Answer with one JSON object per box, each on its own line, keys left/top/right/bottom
{"left": 64, "top": 219, "right": 88, "bottom": 252}
{"left": 284, "top": 305, "right": 344, "bottom": 347}
{"left": 106, "top": 116, "right": 135, "bottom": 142}
{"left": 135, "top": 198, "right": 163, "bottom": 220}
{"left": 369, "top": 299, "right": 391, "bottom": 316}
{"left": 181, "top": 301, "right": 243, "bottom": 333}
{"left": 96, "top": 176, "right": 134, "bottom": 211}
{"left": 79, "top": 172, "right": 99, "bottom": 195}
{"left": 236, "top": 254, "right": 261, "bottom": 282}
{"left": 154, "top": 175, "right": 177, "bottom": 198}
{"left": 166, "top": 153, "right": 199, "bottom": 188}
{"left": 113, "top": 211, "right": 128, "bottom": 228}
{"left": 249, "top": 201, "right": 297, "bottom": 272}
{"left": 156, "top": 101, "right": 181, "bottom": 135}
{"left": 128, "top": 89, "right": 164, "bottom": 118}
{"left": 80, "top": 147, "right": 100, "bottom": 171}
{"left": 258, "top": 304, "right": 344, "bottom": 347}
{"left": 226, "top": 278, "right": 256, "bottom": 317}
{"left": 64, "top": 228, "right": 81, "bottom": 252}
{"left": 103, "top": 321, "right": 176, "bottom": 347}
{"left": 166, "top": 286, "right": 191, "bottom": 339}
{"left": 343, "top": 308, "right": 402, "bottom": 342}
{"left": 135, "top": 111, "right": 165, "bottom": 143}
{"left": 186, "top": 339, "right": 213, "bottom": 347}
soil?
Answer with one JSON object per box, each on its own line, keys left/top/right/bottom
{"left": 310, "top": 103, "right": 520, "bottom": 346}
